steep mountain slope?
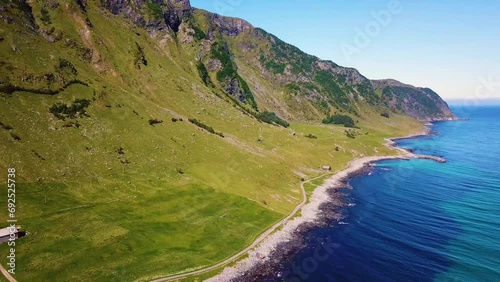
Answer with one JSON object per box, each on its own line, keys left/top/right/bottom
{"left": 0, "top": 1, "right": 447, "bottom": 281}
{"left": 372, "top": 79, "right": 457, "bottom": 121}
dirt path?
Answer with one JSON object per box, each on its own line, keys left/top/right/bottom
{"left": 0, "top": 264, "right": 16, "bottom": 282}
{"left": 151, "top": 172, "right": 332, "bottom": 282}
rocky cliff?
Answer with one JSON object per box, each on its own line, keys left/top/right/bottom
{"left": 372, "top": 79, "right": 457, "bottom": 121}
{"left": 0, "top": 0, "right": 455, "bottom": 122}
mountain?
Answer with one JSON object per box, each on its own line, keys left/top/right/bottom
{"left": 372, "top": 79, "right": 457, "bottom": 121}
{"left": 0, "top": 1, "right": 453, "bottom": 281}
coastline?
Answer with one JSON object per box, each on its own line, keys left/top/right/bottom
{"left": 207, "top": 127, "right": 441, "bottom": 282}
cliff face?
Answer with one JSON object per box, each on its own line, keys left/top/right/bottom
{"left": 102, "top": 0, "right": 192, "bottom": 31}
{"left": 372, "top": 79, "right": 457, "bottom": 121}
{"left": 0, "top": 0, "right": 454, "bottom": 122}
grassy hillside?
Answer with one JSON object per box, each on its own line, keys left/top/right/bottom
{"left": 0, "top": 1, "right": 424, "bottom": 281}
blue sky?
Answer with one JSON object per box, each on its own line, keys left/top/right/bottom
{"left": 191, "top": 0, "right": 500, "bottom": 102}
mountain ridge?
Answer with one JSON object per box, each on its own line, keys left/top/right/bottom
{"left": 0, "top": 1, "right": 454, "bottom": 281}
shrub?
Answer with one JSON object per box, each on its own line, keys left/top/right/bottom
{"left": 196, "top": 61, "right": 212, "bottom": 86}
{"left": 192, "top": 25, "right": 206, "bottom": 41}
{"left": 171, "top": 118, "right": 179, "bottom": 122}
{"left": 49, "top": 99, "right": 91, "bottom": 120}
{"left": 345, "top": 129, "right": 358, "bottom": 139}
{"left": 255, "top": 111, "right": 289, "bottom": 128}
{"left": 322, "top": 114, "right": 355, "bottom": 128}
{"left": 148, "top": 118, "right": 163, "bottom": 126}
{"left": 0, "top": 122, "right": 13, "bottom": 130}
{"left": 146, "top": 1, "right": 163, "bottom": 20}
{"left": 10, "top": 132, "right": 21, "bottom": 141}
{"left": 305, "top": 134, "right": 317, "bottom": 139}
{"left": 40, "top": 7, "right": 51, "bottom": 24}
{"left": 381, "top": 112, "right": 390, "bottom": 118}
{"left": 58, "top": 59, "right": 77, "bottom": 75}
{"left": 188, "top": 118, "right": 224, "bottom": 137}
{"left": 134, "top": 42, "right": 147, "bottom": 68}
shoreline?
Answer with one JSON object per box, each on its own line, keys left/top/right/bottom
{"left": 207, "top": 127, "right": 441, "bottom": 282}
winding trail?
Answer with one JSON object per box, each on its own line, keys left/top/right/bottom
{"left": 152, "top": 131, "right": 439, "bottom": 282}
{"left": 151, "top": 172, "right": 332, "bottom": 282}
{"left": 0, "top": 264, "right": 16, "bottom": 282}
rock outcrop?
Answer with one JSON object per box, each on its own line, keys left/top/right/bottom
{"left": 372, "top": 79, "right": 457, "bottom": 121}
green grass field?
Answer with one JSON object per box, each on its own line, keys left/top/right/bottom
{"left": 0, "top": 2, "right": 424, "bottom": 281}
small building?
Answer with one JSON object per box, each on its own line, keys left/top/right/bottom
{"left": 0, "top": 226, "right": 23, "bottom": 243}
{"left": 321, "top": 166, "right": 332, "bottom": 171}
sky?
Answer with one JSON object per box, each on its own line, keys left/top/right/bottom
{"left": 191, "top": 0, "right": 500, "bottom": 102}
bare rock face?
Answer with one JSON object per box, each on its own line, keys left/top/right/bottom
{"left": 208, "top": 12, "right": 252, "bottom": 36}
{"left": 225, "top": 77, "right": 247, "bottom": 103}
{"left": 101, "top": 0, "right": 192, "bottom": 32}
{"left": 372, "top": 79, "right": 457, "bottom": 121}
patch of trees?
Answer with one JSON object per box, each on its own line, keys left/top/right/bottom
{"left": 256, "top": 111, "right": 289, "bottom": 128}
{"left": 188, "top": 118, "right": 224, "bottom": 138}
{"left": 134, "top": 42, "right": 147, "bottom": 68}
{"left": 189, "top": 23, "right": 206, "bottom": 41}
{"left": 322, "top": 114, "right": 355, "bottom": 128}
{"left": 40, "top": 7, "right": 51, "bottom": 24}
{"left": 49, "top": 98, "right": 91, "bottom": 120}
{"left": 10, "top": 132, "right": 21, "bottom": 141}
{"left": 196, "top": 61, "right": 213, "bottom": 86}
{"left": 0, "top": 122, "right": 13, "bottom": 131}
{"left": 146, "top": 1, "right": 163, "bottom": 20}
{"left": 210, "top": 41, "right": 258, "bottom": 110}
{"left": 344, "top": 129, "right": 360, "bottom": 139}
{"left": 58, "top": 59, "right": 77, "bottom": 76}
{"left": 0, "top": 80, "right": 88, "bottom": 95}
{"left": 148, "top": 118, "right": 163, "bottom": 126}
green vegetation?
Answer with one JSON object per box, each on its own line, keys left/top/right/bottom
{"left": 256, "top": 111, "right": 289, "bottom": 128}
{"left": 40, "top": 7, "right": 51, "bottom": 24}
{"left": 345, "top": 129, "right": 359, "bottom": 139}
{"left": 0, "top": 3, "right": 427, "bottom": 281}
{"left": 322, "top": 114, "right": 355, "bottom": 127}
{"left": 314, "top": 70, "right": 349, "bottom": 108}
{"left": 49, "top": 99, "right": 91, "bottom": 120}
{"left": 285, "top": 83, "right": 300, "bottom": 95}
{"left": 381, "top": 112, "right": 390, "bottom": 118}
{"left": 10, "top": 132, "right": 21, "bottom": 141}
{"left": 196, "top": 61, "right": 212, "bottom": 86}
{"left": 188, "top": 118, "right": 224, "bottom": 137}
{"left": 0, "top": 121, "right": 13, "bottom": 130}
{"left": 211, "top": 41, "right": 237, "bottom": 82}
{"left": 191, "top": 25, "right": 206, "bottom": 41}
{"left": 255, "top": 28, "right": 315, "bottom": 74}
{"left": 146, "top": 1, "right": 163, "bottom": 20}
{"left": 259, "top": 54, "right": 286, "bottom": 74}
{"left": 211, "top": 41, "right": 258, "bottom": 110}
{"left": 148, "top": 118, "right": 163, "bottom": 126}
{"left": 304, "top": 133, "right": 317, "bottom": 139}
{"left": 134, "top": 42, "right": 148, "bottom": 68}
{"left": 58, "top": 58, "right": 78, "bottom": 75}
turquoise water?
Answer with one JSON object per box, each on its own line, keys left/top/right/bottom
{"left": 274, "top": 106, "right": 500, "bottom": 282}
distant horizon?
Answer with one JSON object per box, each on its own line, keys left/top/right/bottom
{"left": 448, "top": 99, "right": 500, "bottom": 106}
{"left": 191, "top": 0, "right": 500, "bottom": 101}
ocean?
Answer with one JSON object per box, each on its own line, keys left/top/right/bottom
{"left": 273, "top": 106, "right": 500, "bottom": 282}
